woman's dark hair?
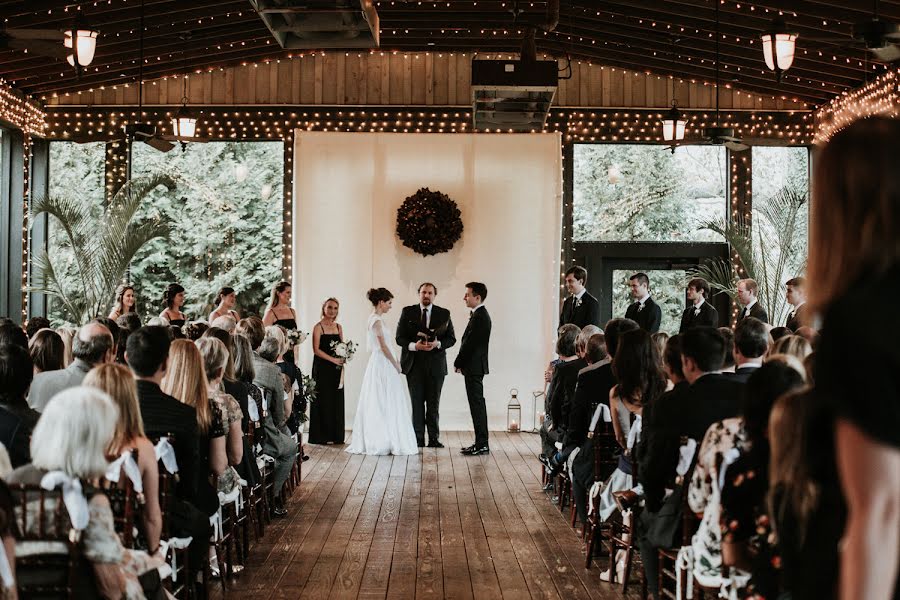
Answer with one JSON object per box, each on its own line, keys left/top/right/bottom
{"left": 663, "top": 334, "right": 684, "bottom": 379}
{"left": 184, "top": 322, "right": 209, "bottom": 341}
{"left": 29, "top": 329, "right": 65, "bottom": 373}
{"left": 555, "top": 326, "right": 579, "bottom": 357}
{"left": 116, "top": 313, "right": 141, "bottom": 331}
{"left": 232, "top": 333, "right": 256, "bottom": 383}
{"left": 367, "top": 287, "right": 393, "bottom": 306}
{"left": 115, "top": 327, "right": 131, "bottom": 365}
{"left": 170, "top": 325, "right": 185, "bottom": 340}
{"left": 769, "top": 326, "right": 790, "bottom": 343}
{"left": 163, "top": 283, "right": 185, "bottom": 310}
{"left": 25, "top": 317, "right": 50, "bottom": 340}
{"left": 0, "top": 344, "right": 34, "bottom": 403}
{"left": 215, "top": 287, "right": 235, "bottom": 306}
{"left": 0, "top": 323, "right": 27, "bottom": 349}
{"left": 744, "top": 361, "right": 805, "bottom": 445}
{"left": 268, "top": 281, "right": 291, "bottom": 310}
{"left": 113, "top": 284, "right": 138, "bottom": 315}
{"left": 718, "top": 326, "right": 735, "bottom": 369}
{"left": 612, "top": 328, "right": 667, "bottom": 407}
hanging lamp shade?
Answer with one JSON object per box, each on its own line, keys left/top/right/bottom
{"left": 661, "top": 102, "right": 686, "bottom": 142}
{"left": 761, "top": 17, "right": 797, "bottom": 79}
{"left": 172, "top": 103, "right": 197, "bottom": 138}
{"left": 64, "top": 29, "right": 99, "bottom": 67}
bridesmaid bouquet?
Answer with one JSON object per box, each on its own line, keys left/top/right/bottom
{"left": 286, "top": 329, "right": 308, "bottom": 347}
{"left": 330, "top": 340, "right": 358, "bottom": 362}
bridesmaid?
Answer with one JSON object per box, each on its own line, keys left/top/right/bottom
{"left": 108, "top": 284, "right": 139, "bottom": 321}
{"left": 310, "top": 298, "right": 346, "bottom": 445}
{"left": 262, "top": 281, "right": 299, "bottom": 363}
{"left": 209, "top": 286, "right": 241, "bottom": 323}
{"left": 160, "top": 283, "right": 187, "bottom": 326}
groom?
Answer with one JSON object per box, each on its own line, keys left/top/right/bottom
{"left": 455, "top": 282, "right": 492, "bottom": 456}
{"left": 396, "top": 283, "right": 457, "bottom": 448}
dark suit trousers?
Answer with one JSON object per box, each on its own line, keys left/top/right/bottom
{"left": 171, "top": 498, "right": 214, "bottom": 574}
{"left": 464, "top": 374, "right": 489, "bottom": 447}
{"left": 406, "top": 366, "right": 445, "bottom": 444}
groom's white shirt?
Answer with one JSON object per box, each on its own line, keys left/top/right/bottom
{"left": 408, "top": 303, "right": 442, "bottom": 351}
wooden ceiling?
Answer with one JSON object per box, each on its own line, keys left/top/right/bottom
{"left": 0, "top": 0, "right": 894, "bottom": 106}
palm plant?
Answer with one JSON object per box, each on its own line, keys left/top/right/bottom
{"left": 689, "top": 183, "right": 808, "bottom": 326}
{"left": 30, "top": 174, "right": 173, "bottom": 325}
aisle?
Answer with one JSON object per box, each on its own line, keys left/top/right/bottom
{"left": 219, "top": 432, "right": 639, "bottom": 600}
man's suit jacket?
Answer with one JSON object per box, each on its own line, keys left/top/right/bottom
{"left": 559, "top": 292, "right": 602, "bottom": 329}
{"left": 624, "top": 297, "right": 663, "bottom": 333}
{"left": 676, "top": 373, "right": 745, "bottom": 442}
{"left": 252, "top": 353, "right": 286, "bottom": 429}
{"left": 454, "top": 306, "right": 491, "bottom": 376}
{"left": 638, "top": 381, "right": 690, "bottom": 511}
{"left": 136, "top": 379, "right": 201, "bottom": 502}
{"left": 28, "top": 359, "right": 93, "bottom": 412}
{"left": 738, "top": 302, "right": 768, "bottom": 324}
{"left": 729, "top": 365, "right": 760, "bottom": 384}
{"left": 679, "top": 301, "right": 719, "bottom": 333}
{"left": 563, "top": 359, "right": 615, "bottom": 449}
{"left": 547, "top": 357, "right": 587, "bottom": 432}
{"left": 395, "top": 304, "right": 456, "bottom": 376}
{"left": 785, "top": 303, "right": 808, "bottom": 332}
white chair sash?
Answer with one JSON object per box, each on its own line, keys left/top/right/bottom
{"left": 159, "top": 537, "right": 193, "bottom": 582}
{"left": 39, "top": 471, "right": 89, "bottom": 531}
{"left": 718, "top": 447, "right": 742, "bottom": 491}
{"left": 154, "top": 438, "right": 179, "bottom": 475}
{"left": 246, "top": 397, "right": 260, "bottom": 423}
{"left": 625, "top": 415, "right": 642, "bottom": 450}
{"left": 588, "top": 403, "right": 612, "bottom": 432}
{"left": 675, "top": 546, "right": 695, "bottom": 600}
{"left": 105, "top": 451, "right": 144, "bottom": 493}
{"left": 676, "top": 438, "right": 698, "bottom": 477}
{"left": 0, "top": 537, "right": 13, "bottom": 589}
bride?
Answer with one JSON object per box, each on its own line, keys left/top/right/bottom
{"left": 346, "top": 287, "right": 419, "bottom": 455}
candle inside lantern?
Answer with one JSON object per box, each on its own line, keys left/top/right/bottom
{"left": 538, "top": 412, "right": 545, "bottom": 425}
{"left": 509, "top": 420, "right": 519, "bottom": 432}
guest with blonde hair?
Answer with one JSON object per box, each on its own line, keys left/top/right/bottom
{"left": 83, "top": 363, "right": 162, "bottom": 555}
{"left": 55, "top": 326, "right": 77, "bottom": 366}
{"left": 769, "top": 334, "right": 812, "bottom": 362}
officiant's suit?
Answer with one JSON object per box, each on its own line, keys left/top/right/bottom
{"left": 396, "top": 304, "right": 456, "bottom": 446}
{"left": 454, "top": 305, "right": 492, "bottom": 450}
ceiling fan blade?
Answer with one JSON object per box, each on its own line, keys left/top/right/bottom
{"left": 144, "top": 138, "right": 176, "bottom": 152}
{"left": 871, "top": 43, "right": 900, "bottom": 62}
{"left": 725, "top": 141, "right": 749, "bottom": 152}
{"left": 4, "top": 28, "right": 64, "bottom": 41}
{"left": 6, "top": 38, "right": 70, "bottom": 59}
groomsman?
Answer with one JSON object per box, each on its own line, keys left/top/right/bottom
{"left": 396, "top": 283, "right": 457, "bottom": 448}
{"left": 679, "top": 277, "right": 719, "bottom": 332}
{"left": 624, "top": 272, "right": 662, "bottom": 333}
{"left": 559, "top": 266, "right": 601, "bottom": 329}
{"left": 736, "top": 278, "right": 768, "bottom": 324}
{"left": 455, "top": 282, "right": 492, "bottom": 456}
{"left": 784, "top": 277, "right": 808, "bottom": 331}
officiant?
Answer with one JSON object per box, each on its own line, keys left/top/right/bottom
{"left": 396, "top": 283, "right": 457, "bottom": 448}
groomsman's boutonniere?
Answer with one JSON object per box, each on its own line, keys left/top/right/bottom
{"left": 575, "top": 297, "right": 583, "bottom": 308}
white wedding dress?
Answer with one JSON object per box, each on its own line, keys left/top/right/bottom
{"left": 346, "top": 313, "right": 419, "bottom": 455}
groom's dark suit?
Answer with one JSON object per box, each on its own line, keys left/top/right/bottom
{"left": 396, "top": 304, "right": 456, "bottom": 446}
{"left": 454, "top": 305, "right": 492, "bottom": 449}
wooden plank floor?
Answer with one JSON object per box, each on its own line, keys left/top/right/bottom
{"left": 218, "top": 432, "right": 640, "bottom": 600}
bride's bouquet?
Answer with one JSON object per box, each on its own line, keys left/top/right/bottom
{"left": 330, "top": 340, "right": 358, "bottom": 362}
{"left": 286, "top": 329, "right": 308, "bottom": 347}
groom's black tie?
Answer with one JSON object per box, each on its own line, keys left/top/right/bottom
{"left": 421, "top": 308, "right": 428, "bottom": 329}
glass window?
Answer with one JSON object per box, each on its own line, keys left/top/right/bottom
{"left": 131, "top": 141, "right": 283, "bottom": 321}
{"left": 573, "top": 144, "right": 727, "bottom": 242}
{"left": 612, "top": 269, "right": 687, "bottom": 336}
{"left": 47, "top": 141, "right": 106, "bottom": 324}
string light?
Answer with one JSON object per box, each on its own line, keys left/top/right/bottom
{"left": 0, "top": 80, "right": 46, "bottom": 136}
{"left": 814, "top": 68, "right": 899, "bottom": 144}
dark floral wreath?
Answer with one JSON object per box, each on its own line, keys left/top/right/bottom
{"left": 396, "top": 187, "right": 463, "bottom": 256}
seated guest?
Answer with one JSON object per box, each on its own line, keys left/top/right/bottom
{"left": 718, "top": 326, "right": 736, "bottom": 373}
{"left": 679, "top": 278, "right": 718, "bottom": 332}
{"left": 161, "top": 339, "right": 226, "bottom": 515}
{"left": 29, "top": 328, "right": 64, "bottom": 375}
{"left": 125, "top": 325, "right": 211, "bottom": 574}
{"left": 540, "top": 326, "right": 582, "bottom": 464}
{"left": 624, "top": 272, "right": 662, "bottom": 333}
{"left": 650, "top": 332, "right": 669, "bottom": 365}
{"left": 229, "top": 333, "right": 262, "bottom": 485}
{"left": 263, "top": 325, "right": 297, "bottom": 428}
{"left": 731, "top": 317, "right": 768, "bottom": 383}
{"left": 56, "top": 326, "right": 77, "bottom": 365}
{"left": 0, "top": 344, "right": 40, "bottom": 467}
{"left": 736, "top": 278, "right": 768, "bottom": 324}
{"left": 235, "top": 317, "right": 296, "bottom": 516}
{"left": 637, "top": 327, "right": 744, "bottom": 599}
{"left": 183, "top": 322, "right": 208, "bottom": 342}
{"left": 195, "top": 337, "right": 243, "bottom": 495}
{"left": 28, "top": 321, "right": 113, "bottom": 412}
{"left": 114, "top": 326, "right": 131, "bottom": 365}
{"left": 769, "top": 326, "right": 790, "bottom": 343}
{"left": 784, "top": 276, "right": 808, "bottom": 331}
{"left": 794, "top": 326, "right": 819, "bottom": 347}
{"left": 0, "top": 322, "right": 27, "bottom": 349}
{"left": 769, "top": 334, "right": 812, "bottom": 362}
{"left": 688, "top": 361, "right": 804, "bottom": 590}
{"left": 83, "top": 363, "right": 163, "bottom": 557}
{"left": 115, "top": 313, "right": 142, "bottom": 333}
{"left": 210, "top": 315, "right": 237, "bottom": 333}
{"left": 8, "top": 386, "right": 165, "bottom": 599}
{"left": 575, "top": 325, "right": 602, "bottom": 360}
{"left": 92, "top": 317, "right": 120, "bottom": 358}
{"left": 24, "top": 316, "right": 50, "bottom": 340}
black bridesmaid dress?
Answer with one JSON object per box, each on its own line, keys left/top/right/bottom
{"left": 309, "top": 324, "right": 346, "bottom": 444}
{"left": 274, "top": 316, "right": 298, "bottom": 364}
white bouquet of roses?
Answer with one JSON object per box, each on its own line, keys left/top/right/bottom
{"left": 330, "top": 340, "right": 358, "bottom": 362}
{"left": 286, "top": 329, "right": 308, "bottom": 347}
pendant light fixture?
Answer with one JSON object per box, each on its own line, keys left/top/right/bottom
{"left": 761, "top": 16, "right": 798, "bottom": 81}
{"left": 660, "top": 36, "right": 686, "bottom": 144}
{"left": 171, "top": 48, "right": 197, "bottom": 139}
{"left": 64, "top": 16, "right": 99, "bottom": 67}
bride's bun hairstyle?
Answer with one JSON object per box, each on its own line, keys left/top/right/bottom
{"left": 163, "top": 283, "right": 185, "bottom": 309}
{"left": 367, "top": 287, "right": 394, "bottom": 306}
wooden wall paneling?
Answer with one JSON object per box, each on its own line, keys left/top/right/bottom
{"left": 345, "top": 53, "right": 360, "bottom": 104}
{"left": 653, "top": 76, "right": 668, "bottom": 107}
{"left": 456, "top": 54, "right": 470, "bottom": 106}
{"left": 609, "top": 68, "right": 625, "bottom": 106}
{"left": 336, "top": 52, "right": 346, "bottom": 104}
{"left": 578, "top": 63, "right": 589, "bottom": 106}
{"left": 367, "top": 53, "right": 382, "bottom": 104}
{"left": 674, "top": 80, "right": 690, "bottom": 108}
{"left": 556, "top": 61, "right": 567, "bottom": 105}
{"left": 202, "top": 71, "right": 213, "bottom": 104}
{"left": 601, "top": 68, "right": 611, "bottom": 106}
{"left": 291, "top": 57, "right": 302, "bottom": 104}
{"left": 447, "top": 55, "right": 457, "bottom": 105}
{"left": 424, "top": 53, "right": 434, "bottom": 104}
{"left": 631, "top": 72, "right": 645, "bottom": 106}
{"left": 314, "top": 54, "right": 324, "bottom": 104}
{"left": 211, "top": 69, "right": 225, "bottom": 104}
{"left": 234, "top": 66, "right": 249, "bottom": 103}
{"left": 622, "top": 71, "right": 633, "bottom": 106}
{"left": 588, "top": 63, "right": 602, "bottom": 106}
{"left": 322, "top": 53, "right": 338, "bottom": 104}
{"left": 255, "top": 64, "right": 269, "bottom": 104}
{"left": 300, "top": 57, "right": 315, "bottom": 104}
{"left": 276, "top": 60, "right": 292, "bottom": 104}
{"left": 380, "top": 54, "right": 390, "bottom": 104}
{"left": 411, "top": 54, "right": 426, "bottom": 104}
{"left": 433, "top": 53, "right": 449, "bottom": 105}
{"left": 389, "top": 53, "right": 404, "bottom": 104}
{"left": 190, "top": 74, "right": 204, "bottom": 103}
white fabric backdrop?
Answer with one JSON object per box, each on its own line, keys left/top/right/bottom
{"left": 293, "top": 131, "right": 562, "bottom": 430}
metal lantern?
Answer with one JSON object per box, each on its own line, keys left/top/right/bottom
{"left": 761, "top": 17, "right": 798, "bottom": 82}
{"left": 507, "top": 388, "right": 521, "bottom": 432}
{"left": 64, "top": 24, "right": 99, "bottom": 67}
{"left": 172, "top": 102, "right": 197, "bottom": 138}
{"left": 661, "top": 101, "right": 686, "bottom": 143}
